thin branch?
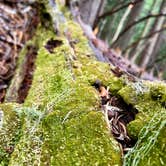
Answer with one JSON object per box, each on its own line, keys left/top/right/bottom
{"left": 112, "top": 4, "right": 133, "bottom": 43}
{"left": 123, "top": 27, "right": 166, "bottom": 53}
{"left": 112, "top": 13, "right": 166, "bottom": 45}
{"left": 98, "top": 0, "right": 143, "bottom": 20}
{"left": 107, "top": 0, "right": 127, "bottom": 14}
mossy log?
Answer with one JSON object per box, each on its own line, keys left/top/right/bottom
{"left": 0, "top": 1, "right": 166, "bottom": 166}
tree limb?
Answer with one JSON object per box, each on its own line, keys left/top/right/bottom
{"left": 98, "top": 0, "right": 143, "bottom": 20}
{"left": 112, "top": 13, "right": 166, "bottom": 46}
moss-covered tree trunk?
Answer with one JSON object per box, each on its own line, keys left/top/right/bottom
{"left": 0, "top": 1, "right": 165, "bottom": 166}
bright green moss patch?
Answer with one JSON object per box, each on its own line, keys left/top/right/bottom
{"left": 40, "top": 80, "right": 122, "bottom": 165}
{"left": 41, "top": 111, "right": 121, "bottom": 165}
{"left": 149, "top": 81, "right": 166, "bottom": 106}
{"left": 25, "top": 46, "right": 72, "bottom": 108}
{"left": 2, "top": 1, "right": 166, "bottom": 165}
{"left": 9, "top": 107, "right": 44, "bottom": 166}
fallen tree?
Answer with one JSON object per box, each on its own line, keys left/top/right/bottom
{"left": 0, "top": 1, "right": 166, "bottom": 166}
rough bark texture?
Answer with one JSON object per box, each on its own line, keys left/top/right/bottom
{"left": 0, "top": 1, "right": 166, "bottom": 166}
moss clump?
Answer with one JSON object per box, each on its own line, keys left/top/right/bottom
{"left": 123, "top": 109, "right": 166, "bottom": 166}
{"left": 24, "top": 46, "right": 72, "bottom": 108}
{"left": 117, "top": 81, "right": 165, "bottom": 137}
{"left": 41, "top": 105, "right": 121, "bottom": 165}
{"left": 149, "top": 82, "right": 166, "bottom": 106}
{"left": 0, "top": 104, "right": 21, "bottom": 166}
{"left": 117, "top": 81, "right": 166, "bottom": 166}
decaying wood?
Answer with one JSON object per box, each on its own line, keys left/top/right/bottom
{"left": 93, "top": 80, "right": 138, "bottom": 152}
{"left": 5, "top": 46, "right": 37, "bottom": 103}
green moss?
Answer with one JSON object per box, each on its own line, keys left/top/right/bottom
{"left": 24, "top": 46, "right": 72, "bottom": 108}
{"left": 149, "top": 82, "right": 166, "bottom": 106}
{"left": 108, "top": 76, "right": 125, "bottom": 94}
{"left": 117, "top": 80, "right": 166, "bottom": 166}
{"left": 41, "top": 111, "right": 121, "bottom": 165}
{"left": 39, "top": 80, "right": 121, "bottom": 165}
{"left": 0, "top": 104, "right": 21, "bottom": 166}
{"left": 7, "top": 10, "right": 122, "bottom": 165}
{"left": 118, "top": 81, "right": 149, "bottom": 105}
{"left": 9, "top": 107, "right": 44, "bottom": 166}
{"left": 124, "top": 109, "right": 166, "bottom": 166}
{"left": 117, "top": 80, "right": 165, "bottom": 137}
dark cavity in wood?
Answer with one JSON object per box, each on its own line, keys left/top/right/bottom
{"left": 44, "top": 38, "right": 63, "bottom": 53}
{"left": 93, "top": 80, "right": 138, "bottom": 154}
